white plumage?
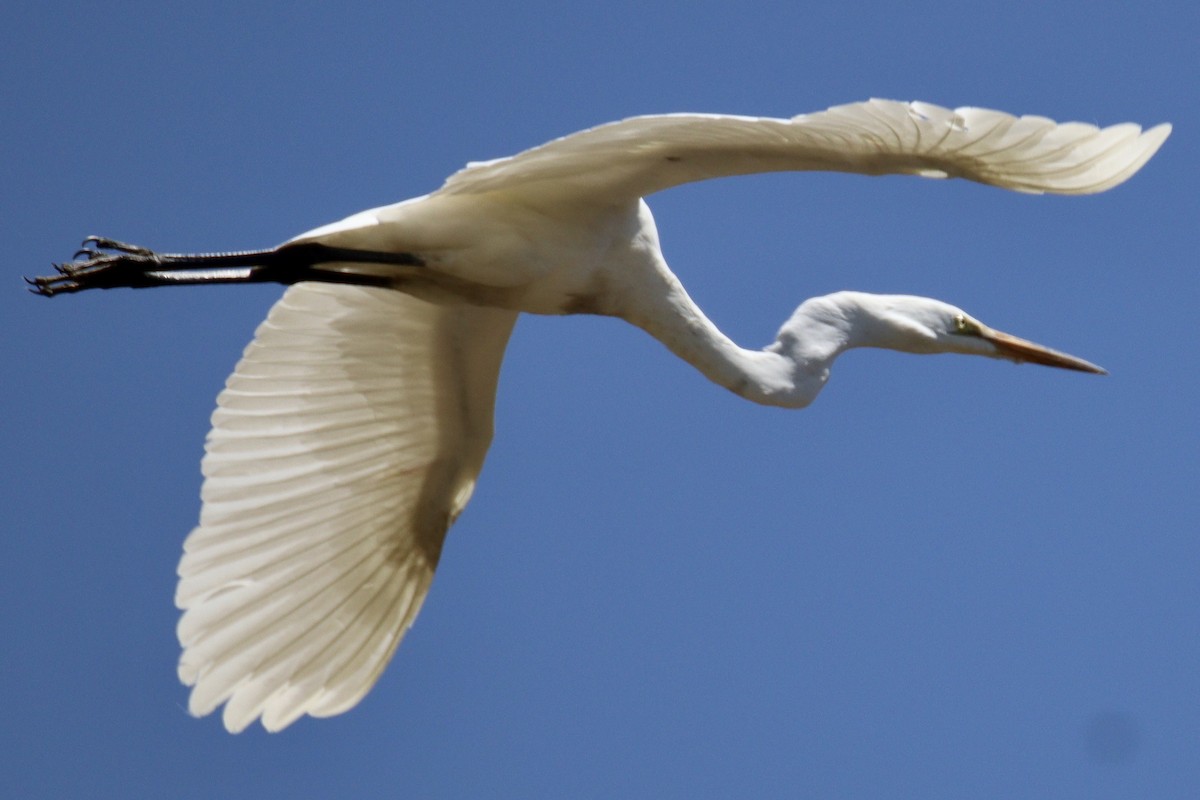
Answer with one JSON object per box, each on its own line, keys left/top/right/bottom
{"left": 33, "top": 99, "right": 1169, "bottom": 731}
{"left": 439, "top": 100, "right": 1168, "bottom": 198}
{"left": 178, "top": 287, "right": 515, "bottom": 731}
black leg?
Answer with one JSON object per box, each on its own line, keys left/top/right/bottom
{"left": 28, "top": 237, "right": 425, "bottom": 297}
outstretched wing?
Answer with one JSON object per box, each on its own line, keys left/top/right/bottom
{"left": 175, "top": 283, "right": 517, "bottom": 732}
{"left": 438, "top": 99, "right": 1169, "bottom": 202}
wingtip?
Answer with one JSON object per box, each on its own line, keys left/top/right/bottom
{"left": 1142, "top": 121, "right": 1172, "bottom": 153}
{"left": 1107, "top": 120, "right": 1172, "bottom": 193}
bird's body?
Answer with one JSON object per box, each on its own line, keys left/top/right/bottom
{"left": 299, "top": 191, "right": 646, "bottom": 315}
{"left": 32, "top": 99, "right": 1169, "bottom": 732}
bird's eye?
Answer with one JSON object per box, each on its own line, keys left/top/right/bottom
{"left": 953, "top": 314, "right": 981, "bottom": 335}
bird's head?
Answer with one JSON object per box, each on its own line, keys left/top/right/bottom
{"left": 774, "top": 291, "right": 1105, "bottom": 392}
{"left": 860, "top": 293, "right": 1106, "bottom": 373}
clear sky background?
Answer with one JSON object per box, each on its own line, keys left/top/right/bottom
{"left": 3, "top": 2, "right": 1196, "bottom": 797}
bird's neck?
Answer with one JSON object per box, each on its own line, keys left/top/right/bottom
{"left": 774, "top": 290, "right": 891, "bottom": 359}
{"left": 624, "top": 282, "right": 913, "bottom": 409}
{"left": 618, "top": 261, "right": 819, "bottom": 409}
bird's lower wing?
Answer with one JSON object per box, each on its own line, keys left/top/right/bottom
{"left": 175, "top": 283, "right": 516, "bottom": 732}
{"left": 438, "top": 99, "right": 1169, "bottom": 201}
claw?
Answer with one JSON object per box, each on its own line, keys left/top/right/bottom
{"left": 29, "top": 236, "right": 162, "bottom": 297}
{"left": 81, "top": 236, "right": 154, "bottom": 257}
{"left": 25, "top": 272, "right": 79, "bottom": 297}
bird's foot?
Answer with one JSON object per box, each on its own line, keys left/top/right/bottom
{"left": 28, "top": 237, "right": 163, "bottom": 296}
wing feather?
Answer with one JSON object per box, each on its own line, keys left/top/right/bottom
{"left": 437, "top": 98, "right": 1168, "bottom": 201}
{"left": 176, "top": 283, "right": 517, "bottom": 732}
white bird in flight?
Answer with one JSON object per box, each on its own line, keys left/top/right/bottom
{"left": 33, "top": 99, "right": 1169, "bottom": 732}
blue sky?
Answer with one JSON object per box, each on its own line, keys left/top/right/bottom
{"left": 3, "top": 1, "right": 1196, "bottom": 797}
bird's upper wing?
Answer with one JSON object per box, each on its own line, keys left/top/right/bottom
{"left": 175, "top": 283, "right": 517, "bottom": 732}
{"left": 437, "top": 99, "right": 1169, "bottom": 202}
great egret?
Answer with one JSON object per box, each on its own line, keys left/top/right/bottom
{"left": 31, "top": 99, "right": 1169, "bottom": 732}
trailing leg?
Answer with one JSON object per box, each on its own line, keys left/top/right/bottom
{"left": 28, "top": 237, "right": 425, "bottom": 297}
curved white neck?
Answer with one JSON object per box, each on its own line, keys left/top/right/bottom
{"left": 620, "top": 270, "right": 923, "bottom": 409}
{"left": 617, "top": 260, "right": 827, "bottom": 409}
{"left": 603, "top": 206, "right": 923, "bottom": 409}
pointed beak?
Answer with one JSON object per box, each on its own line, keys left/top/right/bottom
{"left": 981, "top": 327, "right": 1107, "bottom": 375}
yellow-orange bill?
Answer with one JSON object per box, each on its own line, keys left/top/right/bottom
{"left": 982, "top": 328, "right": 1106, "bottom": 374}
